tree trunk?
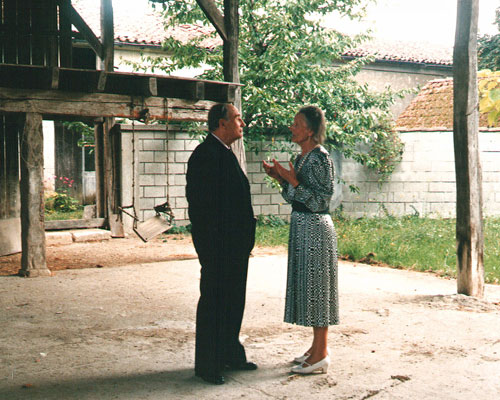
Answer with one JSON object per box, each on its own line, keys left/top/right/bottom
{"left": 453, "top": 0, "right": 484, "bottom": 297}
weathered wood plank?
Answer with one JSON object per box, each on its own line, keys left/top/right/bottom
{"left": 195, "top": 0, "right": 227, "bottom": 41}
{"left": 47, "top": 0, "right": 59, "bottom": 67}
{"left": 0, "top": 87, "right": 215, "bottom": 121}
{"left": 17, "top": 0, "right": 32, "bottom": 65}
{"left": 0, "top": 64, "right": 240, "bottom": 102}
{"left": 3, "top": 0, "right": 17, "bottom": 63}
{"left": 19, "top": 112, "right": 51, "bottom": 277}
{"left": 59, "top": 0, "right": 73, "bottom": 67}
{"left": 66, "top": 2, "right": 104, "bottom": 59}
{"left": 0, "top": 116, "right": 6, "bottom": 219}
{"left": 106, "top": 122, "right": 124, "bottom": 237}
{"left": 94, "top": 121, "right": 106, "bottom": 218}
{"left": 453, "top": 0, "right": 484, "bottom": 297}
{"left": 100, "top": 0, "right": 114, "bottom": 71}
{"left": 44, "top": 218, "right": 106, "bottom": 231}
{"left": 31, "top": 0, "right": 45, "bottom": 65}
{"left": 5, "top": 116, "right": 20, "bottom": 218}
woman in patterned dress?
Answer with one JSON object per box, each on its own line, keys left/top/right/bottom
{"left": 263, "top": 106, "right": 338, "bottom": 375}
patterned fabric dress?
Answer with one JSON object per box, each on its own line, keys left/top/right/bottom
{"left": 281, "top": 146, "right": 339, "bottom": 327}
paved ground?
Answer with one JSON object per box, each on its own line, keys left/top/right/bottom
{"left": 1, "top": 254, "right": 500, "bottom": 399}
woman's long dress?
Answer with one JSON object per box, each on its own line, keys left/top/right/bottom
{"left": 281, "top": 146, "right": 339, "bottom": 327}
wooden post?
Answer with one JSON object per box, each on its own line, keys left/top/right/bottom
{"left": 453, "top": 0, "right": 484, "bottom": 297}
{"left": 100, "top": 0, "right": 114, "bottom": 71}
{"left": 93, "top": 120, "right": 105, "bottom": 218}
{"left": 19, "top": 112, "right": 51, "bottom": 277}
{"left": 223, "top": 0, "right": 246, "bottom": 173}
{"left": 106, "top": 123, "right": 124, "bottom": 237}
{"left": 100, "top": 0, "right": 124, "bottom": 236}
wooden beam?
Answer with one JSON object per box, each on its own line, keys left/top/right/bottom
{"left": 19, "top": 112, "right": 51, "bottom": 277}
{"left": 0, "top": 87, "right": 217, "bottom": 121}
{"left": 5, "top": 116, "right": 20, "bottom": 218}
{"left": 195, "top": 0, "right": 228, "bottom": 41}
{"left": 453, "top": 0, "right": 484, "bottom": 297}
{"left": 65, "top": 2, "right": 104, "bottom": 59}
{"left": 17, "top": 1, "right": 31, "bottom": 65}
{"left": 59, "top": 0, "right": 73, "bottom": 67}
{"left": 0, "top": 64, "right": 240, "bottom": 102}
{"left": 47, "top": 0, "right": 59, "bottom": 67}
{"left": 3, "top": 0, "right": 17, "bottom": 63}
{"left": 94, "top": 121, "right": 106, "bottom": 218}
{"left": 31, "top": 0, "right": 46, "bottom": 65}
{"left": 100, "top": 0, "right": 115, "bottom": 71}
{"left": 50, "top": 67, "right": 60, "bottom": 90}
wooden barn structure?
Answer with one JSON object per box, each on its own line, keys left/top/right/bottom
{"left": 0, "top": 0, "right": 241, "bottom": 276}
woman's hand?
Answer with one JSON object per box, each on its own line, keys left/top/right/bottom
{"left": 262, "top": 160, "right": 281, "bottom": 181}
{"left": 263, "top": 159, "right": 300, "bottom": 187}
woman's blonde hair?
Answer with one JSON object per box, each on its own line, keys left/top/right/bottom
{"left": 299, "top": 105, "right": 326, "bottom": 144}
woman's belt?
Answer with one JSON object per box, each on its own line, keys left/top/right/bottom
{"left": 292, "top": 201, "right": 330, "bottom": 214}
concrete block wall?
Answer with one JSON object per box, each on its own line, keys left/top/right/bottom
{"left": 341, "top": 130, "right": 500, "bottom": 218}
{"left": 121, "top": 125, "right": 500, "bottom": 228}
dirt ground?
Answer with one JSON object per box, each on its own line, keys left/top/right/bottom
{"left": 1, "top": 235, "right": 500, "bottom": 399}
{"left": 0, "top": 234, "right": 285, "bottom": 276}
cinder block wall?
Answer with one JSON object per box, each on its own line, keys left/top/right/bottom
{"left": 341, "top": 130, "right": 500, "bottom": 218}
{"left": 121, "top": 125, "right": 500, "bottom": 229}
{"left": 121, "top": 126, "right": 298, "bottom": 227}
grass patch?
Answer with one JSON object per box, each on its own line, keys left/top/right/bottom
{"left": 45, "top": 209, "right": 84, "bottom": 221}
{"left": 255, "top": 214, "right": 500, "bottom": 284}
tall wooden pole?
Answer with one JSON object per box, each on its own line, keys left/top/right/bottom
{"left": 453, "top": 0, "right": 484, "bottom": 297}
{"left": 19, "top": 112, "right": 51, "bottom": 277}
{"left": 223, "top": 0, "right": 246, "bottom": 173}
{"left": 100, "top": 0, "right": 124, "bottom": 236}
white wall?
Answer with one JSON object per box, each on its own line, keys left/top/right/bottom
{"left": 341, "top": 130, "right": 500, "bottom": 218}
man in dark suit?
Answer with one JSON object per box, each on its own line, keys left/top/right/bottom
{"left": 186, "top": 103, "right": 257, "bottom": 385}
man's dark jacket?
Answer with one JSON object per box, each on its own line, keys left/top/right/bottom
{"left": 186, "top": 133, "right": 256, "bottom": 375}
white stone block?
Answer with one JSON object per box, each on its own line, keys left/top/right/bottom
{"left": 144, "top": 163, "right": 165, "bottom": 174}
{"left": 71, "top": 229, "right": 111, "bottom": 243}
{"left": 142, "top": 139, "right": 165, "bottom": 151}
{"left": 253, "top": 194, "right": 271, "bottom": 205}
{"left": 261, "top": 204, "right": 279, "bottom": 215}
{"left": 250, "top": 183, "right": 262, "bottom": 195}
{"left": 144, "top": 186, "right": 166, "bottom": 198}
{"left": 45, "top": 231, "right": 73, "bottom": 246}
{"left": 175, "top": 151, "right": 191, "bottom": 163}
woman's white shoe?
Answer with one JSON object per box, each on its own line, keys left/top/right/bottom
{"left": 293, "top": 353, "right": 310, "bottom": 364}
{"left": 291, "top": 355, "right": 330, "bottom": 374}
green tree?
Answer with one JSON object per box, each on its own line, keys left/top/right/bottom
{"left": 478, "top": 69, "right": 500, "bottom": 127}
{"left": 143, "top": 0, "right": 404, "bottom": 182}
{"left": 478, "top": 7, "right": 500, "bottom": 71}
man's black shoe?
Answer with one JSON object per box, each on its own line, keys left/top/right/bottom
{"left": 195, "top": 372, "right": 225, "bottom": 385}
{"left": 226, "top": 361, "right": 258, "bottom": 371}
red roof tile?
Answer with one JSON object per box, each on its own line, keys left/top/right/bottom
{"left": 74, "top": 1, "right": 452, "bottom": 65}
{"left": 73, "top": 0, "right": 220, "bottom": 49}
{"left": 395, "top": 78, "right": 498, "bottom": 131}
{"left": 343, "top": 38, "right": 452, "bottom": 66}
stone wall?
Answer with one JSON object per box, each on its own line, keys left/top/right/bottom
{"left": 120, "top": 125, "right": 500, "bottom": 230}
{"left": 341, "top": 130, "right": 500, "bottom": 218}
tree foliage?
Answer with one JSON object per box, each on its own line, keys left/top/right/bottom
{"left": 478, "top": 70, "right": 500, "bottom": 127}
{"left": 478, "top": 7, "right": 500, "bottom": 71}
{"left": 142, "top": 0, "right": 404, "bottom": 180}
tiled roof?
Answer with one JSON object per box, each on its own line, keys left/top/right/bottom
{"left": 395, "top": 78, "right": 496, "bottom": 131}
{"left": 343, "top": 38, "right": 452, "bottom": 66}
{"left": 74, "top": 1, "right": 452, "bottom": 65}
{"left": 73, "top": 0, "right": 220, "bottom": 49}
